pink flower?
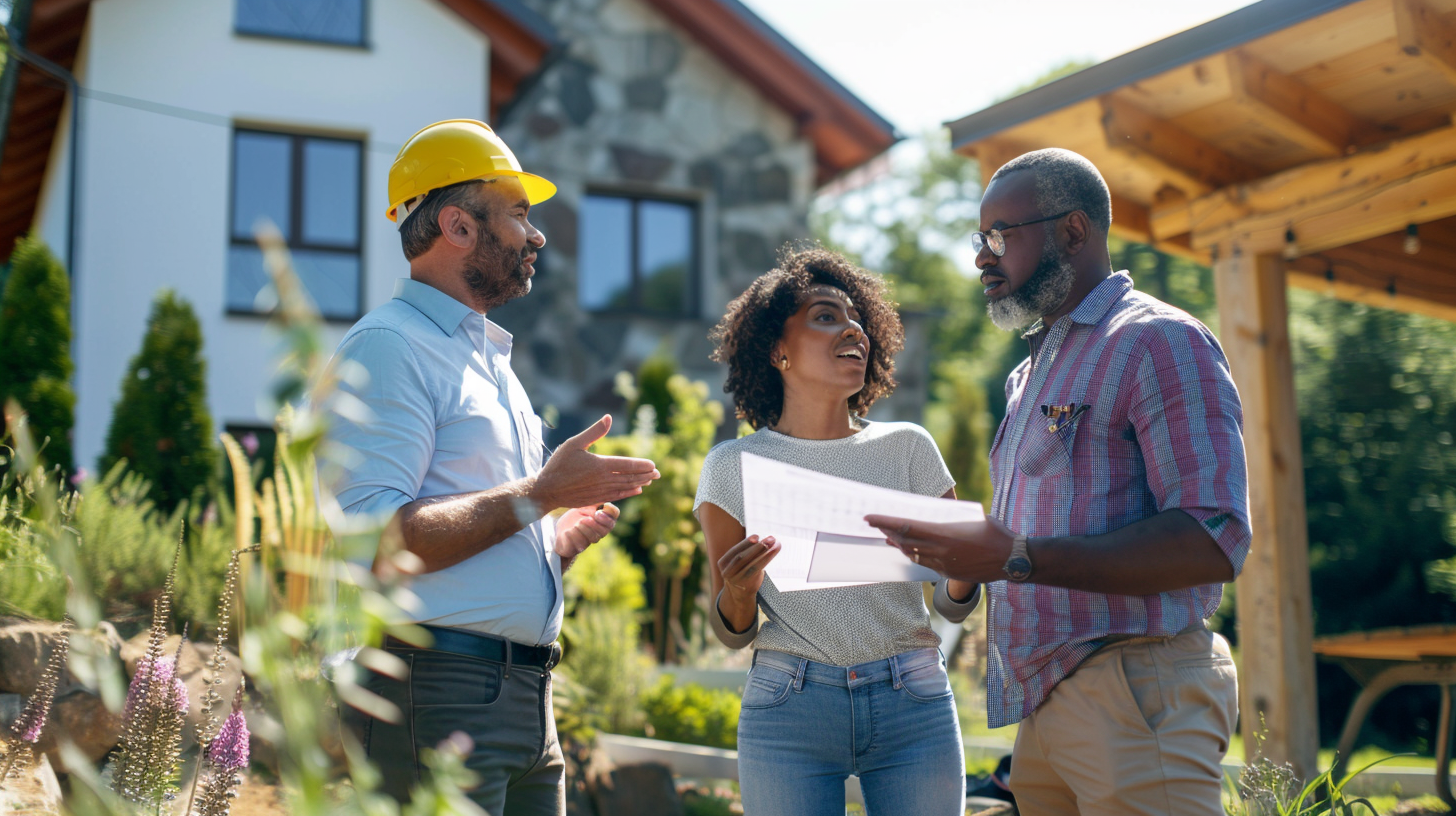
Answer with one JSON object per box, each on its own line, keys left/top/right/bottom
{"left": 124, "top": 658, "right": 189, "bottom": 721}
{"left": 69, "top": 467, "right": 89, "bottom": 486}
{"left": 206, "top": 709, "right": 250, "bottom": 772}
{"left": 240, "top": 433, "right": 259, "bottom": 457}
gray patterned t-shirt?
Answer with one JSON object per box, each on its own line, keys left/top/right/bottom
{"left": 694, "top": 420, "right": 973, "bottom": 666}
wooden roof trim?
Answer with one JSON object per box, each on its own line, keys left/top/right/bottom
{"left": 1156, "top": 116, "right": 1456, "bottom": 253}
{"left": 947, "top": 0, "right": 1363, "bottom": 151}
{"left": 1394, "top": 0, "right": 1456, "bottom": 88}
{"left": 1287, "top": 253, "right": 1456, "bottom": 323}
{"left": 641, "top": 0, "right": 898, "bottom": 182}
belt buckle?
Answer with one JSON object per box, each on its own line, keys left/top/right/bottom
{"left": 544, "top": 642, "right": 562, "bottom": 671}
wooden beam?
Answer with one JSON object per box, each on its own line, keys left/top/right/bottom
{"left": 1161, "top": 118, "right": 1456, "bottom": 254}
{"left": 1214, "top": 247, "right": 1320, "bottom": 782}
{"left": 1109, "top": 194, "right": 1151, "bottom": 241}
{"left": 1099, "top": 95, "right": 1260, "bottom": 196}
{"left": 1225, "top": 50, "right": 1371, "bottom": 157}
{"left": 1394, "top": 0, "right": 1456, "bottom": 88}
{"left": 1286, "top": 246, "right": 1456, "bottom": 322}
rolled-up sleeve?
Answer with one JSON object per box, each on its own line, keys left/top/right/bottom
{"left": 1129, "top": 321, "right": 1252, "bottom": 576}
{"left": 320, "top": 328, "right": 436, "bottom": 563}
{"left": 932, "top": 580, "right": 981, "bottom": 623}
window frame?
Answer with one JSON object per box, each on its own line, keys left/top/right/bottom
{"left": 578, "top": 189, "right": 701, "bottom": 319}
{"left": 233, "top": 0, "right": 370, "bottom": 49}
{"left": 226, "top": 127, "right": 367, "bottom": 322}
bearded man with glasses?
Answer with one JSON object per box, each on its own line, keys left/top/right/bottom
{"left": 866, "top": 148, "right": 1251, "bottom": 816}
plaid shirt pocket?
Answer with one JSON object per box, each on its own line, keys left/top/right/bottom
{"left": 1017, "top": 420, "right": 1079, "bottom": 478}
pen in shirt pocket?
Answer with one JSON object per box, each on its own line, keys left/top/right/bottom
{"left": 1041, "top": 402, "right": 1091, "bottom": 433}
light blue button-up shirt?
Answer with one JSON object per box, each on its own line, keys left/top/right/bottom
{"left": 323, "top": 278, "right": 561, "bottom": 645}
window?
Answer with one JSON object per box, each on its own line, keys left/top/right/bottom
{"left": 228, "top": 129, "right": 363, "bottom": 320}
{"left": 578, "top": 193, "right": 697, "bottom": 317}
{"left": 236, "top": 0, "right": 366, "bottom": 46}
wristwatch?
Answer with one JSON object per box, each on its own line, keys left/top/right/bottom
{"left": 1003, "top": 534, "right": 1033, "bottom": 582}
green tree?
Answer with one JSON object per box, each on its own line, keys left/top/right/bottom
{"left": 1292, "top": 292, "right": 1456, "bottom": 749}
{"left": 100, "top": 290, "right": 216, "bottom": 512}
{"left": 0, "top": 235, "right": 75, "bottom": 472}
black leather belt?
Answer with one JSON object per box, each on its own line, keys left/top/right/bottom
{"left": 385, "top": 625, "right": 562, "bottom": 673}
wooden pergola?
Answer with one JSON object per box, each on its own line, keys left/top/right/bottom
{"left": 947, "top": 0, "right": 1456, "bottom": 777}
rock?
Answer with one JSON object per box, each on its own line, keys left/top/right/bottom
{"left": 591, "top": 762, "right": 683, "bottom": 816}
{"left": 0, "top": 617, "right": 121, "bottom": 696}
{"left": 121, "top": 632, "right": 244, "bottom": 754}
{"left": 1, "top": 688, "right": 125, "bottom": 770}
{"left": 609, "top": 145, "right": 673, "bottom": 183}
{"left": 624, "top": 77, "right": 667, "bottom": 111}
{"left": 0, "top": 749, "right": 63, "bottom": 815}
{"left": 557, "top": 59, "right": 598, "bottom": 126}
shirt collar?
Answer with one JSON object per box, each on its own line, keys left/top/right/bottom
{"left": 393, "top": 278, "right": 473, "bottom": 336}
{"left": 1068, "top": 270, "right": 1134, "bottom": 326}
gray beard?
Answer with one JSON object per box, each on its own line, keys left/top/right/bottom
{"left": 987, "top": 232, "right": 1076, "bottom": 332}
{"left": 464, "top": 230, "right": 532, "bottom": 312}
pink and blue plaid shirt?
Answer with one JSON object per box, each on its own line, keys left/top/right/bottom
{"left": 986, "top": 271, "right": 1251, "bottom": 727}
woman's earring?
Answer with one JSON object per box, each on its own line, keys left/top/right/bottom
{"left": 779, "top": 357, "right": 790, "bottom": 371}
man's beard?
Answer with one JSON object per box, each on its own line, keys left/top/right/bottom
{"left": 987, "top": 232, "right": 1076, "bottom": 332}
{"left": 463, "top": 229, "right": 534, "bottom": 312}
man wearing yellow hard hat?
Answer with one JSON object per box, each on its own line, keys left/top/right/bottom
{"left": 325, "top": 120, "right": 660, "bottom": 814}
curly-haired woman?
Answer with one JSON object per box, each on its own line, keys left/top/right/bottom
{"left": 693, "top": 247, "right": 980, "bottom": 815}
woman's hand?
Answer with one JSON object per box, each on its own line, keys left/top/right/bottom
{"left": 718, "top": 534, "right": 780, "bottom": 603}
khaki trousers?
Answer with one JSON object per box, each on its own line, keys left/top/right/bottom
{"left": 1009, "top": 626, "right": 1238, "bottom": 816}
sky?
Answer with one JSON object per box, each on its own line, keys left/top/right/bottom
{"left": 736, "top": 0, "right": 1262, "bottom": 136}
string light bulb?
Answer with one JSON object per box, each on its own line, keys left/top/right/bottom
{"left": 1283, "top": 228, "right": 1299, "bottom": 261}
{"left": 1403, "top": 223, "right": 1420, "bottom": 255}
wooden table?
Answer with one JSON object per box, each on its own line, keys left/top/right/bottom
{"left": 1313, "top": 624, "right": 1456, "bottom": 806}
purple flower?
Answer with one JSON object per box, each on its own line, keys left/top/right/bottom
{"left": 206, "top": 709, "right": 250, "bottom": 772}
{"left": 69, "top": 467, "right": 89, "bottom": 486}
{"left": 240, "top": 433, "right": 259, "bottom": 457}
{"left": 15, "top": 706, "right": 47, "bottom": 744}
{"left": 124, "top": 658, "right": 189, "bottom": 721}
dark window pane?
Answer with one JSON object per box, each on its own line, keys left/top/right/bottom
{"left": 290, "top": 250, "right": 360, "bottom": 318}
{"left": 579, "top": 196, "right": 634, "bottom": 311}
{"left": 233, "top": 132, "right": 292, "bottom": 241}
{"left": 236, "top": 0, "right": 365, "bottom": 45}
{"left": 637, "top": 200, "right": 693, "bottom": 316}
{"left": 227, "top": 247, "right": 359, "bottom": 319}
{"left": 302, "top": 139, "right": 360, "bottom": 247}
{"left": 226, "top": 246, "right": 272, "bottom": 312}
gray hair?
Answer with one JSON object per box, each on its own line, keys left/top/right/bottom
{"left": 399, "top": 180, "right": 489, "bottom": 261}
{"left": 989, "top": 148, "right": 1112, "bottom": 233}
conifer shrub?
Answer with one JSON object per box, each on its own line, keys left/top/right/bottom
{"left": 100, "top": 290, "right": 216, "bottom": 512}
{"left": 0, "top": 236, "right": 75, "bottom": 472}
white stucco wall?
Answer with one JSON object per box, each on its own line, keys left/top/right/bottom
{"left": 35, "top": 0, "right": 490, "bottom": 472}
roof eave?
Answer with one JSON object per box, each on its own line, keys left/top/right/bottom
{"left": 947, "top": 0, "right": 1362, "bottom": 150}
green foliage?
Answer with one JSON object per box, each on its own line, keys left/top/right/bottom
{"left": 638, "top": 676, "right": 740, "bottom": 750}
{"left": 923, "top": 359, "right": 993, "bottom": 505}
{"left": 0, "top": 462, "right": 69, "bottom": 619}
{"left": 0, "top": 236, "right": 74, "bottom": 472}
{"left": 558, "top": 535, "right": 655, "bottom": 735}
{"left": 596, "top": 359, "right": 723, "bottom": 663}
{"left": 100, "top": 290, "right": 217, "bottom": 513}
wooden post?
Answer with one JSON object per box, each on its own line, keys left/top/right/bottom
{"left": 1212, "top": 245, "right": 1319, "bottom": 780}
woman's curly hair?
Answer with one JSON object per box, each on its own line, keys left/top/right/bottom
{"left": 709, "top": 246, "right": 905, "bottom": 430}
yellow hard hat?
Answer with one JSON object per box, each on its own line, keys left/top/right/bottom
{"left": 386, "top": 119, "right": 556, "bottom": 225}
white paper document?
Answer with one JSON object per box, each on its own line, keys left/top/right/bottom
{"left": 740, "top": 452, "right": 984, "bottom": 592}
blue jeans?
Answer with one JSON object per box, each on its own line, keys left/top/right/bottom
{"left": 737, "top": 647, "right": 965, "bottom": 816}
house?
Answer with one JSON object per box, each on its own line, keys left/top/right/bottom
{"left": 0, "top": 0, "right": 902, "bottom": 470}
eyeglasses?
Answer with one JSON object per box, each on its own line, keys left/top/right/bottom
{"left": 970, "top": 209, "right": 1077, "bottom": 257}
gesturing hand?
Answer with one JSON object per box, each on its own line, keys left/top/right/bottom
{"left": 555, "top": 502, "right": 621, "bottom": 560}
{"left": 530, "top": 415, "right": 660, "bottom": 513}
{"left": 718, "top": 535, "right": 780, "bottom": 602}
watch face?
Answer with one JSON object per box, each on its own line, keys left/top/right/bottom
{"left": 1005, "top": 556, "right": 1033, "bottom": 582}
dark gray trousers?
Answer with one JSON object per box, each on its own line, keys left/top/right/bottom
{"left": 352, "top": 648, "right": 566, "bottom": 815}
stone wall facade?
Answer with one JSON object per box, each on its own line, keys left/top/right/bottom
{"left": 491, "top": 0, "right": 928, "bottom": 439}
